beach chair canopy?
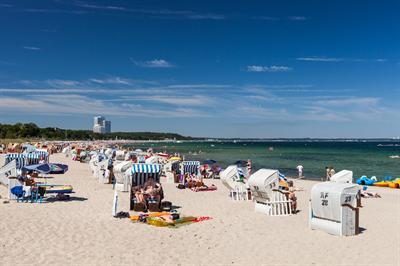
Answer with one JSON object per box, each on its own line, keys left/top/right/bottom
{"left": 248, "top": 169, "right": 279, "bottom": 204}
{"left": 182, "top": 161, "right": 200, "bottom": 175}
{"left": 330, "top": 170, "right": 353, "bottom": 183}
{"left": 220, "top": 165, "right": 248, "bottom": 190}
{"left": 311, "top": 182, "right": 359, "bottom": 222}
{"left": 113, "top": 161, "right": 133, "bottom": 183}
{"left": 5, "top": 154, "right": 25, "bottom": 168}
{"left": 131, "top": 163, "right": 161, "bottom": 186}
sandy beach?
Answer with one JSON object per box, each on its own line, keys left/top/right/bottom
{"left": 1, "top": 153, "right": 399, "bottom": 266}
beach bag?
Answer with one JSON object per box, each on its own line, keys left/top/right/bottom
{"left": 161, "top": 201, "right": 172, "bottom": 211}
{"left": 11, "top": 186, "right": 24, "bottom": 198}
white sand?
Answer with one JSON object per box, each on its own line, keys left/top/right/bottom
{"left": 1, "top": 153, "right": 399, "bottom": 266}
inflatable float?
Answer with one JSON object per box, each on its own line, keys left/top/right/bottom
{"left": 356, "top": 176, "right": 377, "bottom": 186}
{"left": 38, "top": 184, "right": 73, "bottom": 194}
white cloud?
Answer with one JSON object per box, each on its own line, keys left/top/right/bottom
{"left": 121, "top": 95, "right": 213, "bottom": 106}
{"left": 22, "top": 46, "right": 41, "bottom": 51}
{"left": 133, "top": 59, "right": 174, "bottom": 68}
{"left": 246, "top": 65, "right": 292, "bottom": 72}
{"left": 297, "top": 57, "right": 388, "bottom": 63}
{"left": 73, "top": 2, "right": 225, "bottom": 20}
{"left": 0, "top": 95, "right": 208, "bottom": 118}
{"left": 288, "top": 16, "right": 307, "bottom": 21}
{"left": 88, "top": 77, "right": 132, "bottom": 85}
{"left": 46, "top": 79, "right": 81, "bottom": 87}
{"left": 167, "top": 84, "right": 231, "bottom": 89}
{"left": 296, "top": 57, "right": 342, "bottom": 62}
{"left": 317, "top": 97, "right": 380, "bottom": 106}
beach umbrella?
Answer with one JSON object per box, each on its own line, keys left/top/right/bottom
{"left": 22, "top": 163, "right": 68, "bottom": 174}
{"left": 48, "top": 163, "right": 68, "bottom": 174}
{"left": 22, "top": 164, "right": 51, "bottom": 174}
{"left": 203, "top": 159, "right": 217, "bottom": 165}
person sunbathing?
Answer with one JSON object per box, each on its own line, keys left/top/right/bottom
{"left": 143, "top": 177, "right": 162, "bottom": 202}
{"left": 361, "top": 191, "right": 381, "bottom": 198}
{"left": 185, "top": 174, "right": 204, "bottom": 188}
{"left": 133, "top": 185, "right": 146, "bottom": 205}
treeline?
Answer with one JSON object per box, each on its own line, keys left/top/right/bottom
{"left": 0, "top": 123, "right": 192, "bottom": 141}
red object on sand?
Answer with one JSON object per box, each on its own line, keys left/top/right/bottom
{"left": 194, "top": 216, "right": 213, "bottom": 222}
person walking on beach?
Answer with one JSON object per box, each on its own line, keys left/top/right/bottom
{"left": 296, "top": 165, "right": 304, "bottom": 179}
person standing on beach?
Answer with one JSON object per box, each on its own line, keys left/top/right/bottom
{"left": 329, "top": 167, "right": 336, "bottom": 178}
{"left": 296, "top": 165, "right": 304, "bottom": 178}
{"left": 247, "top": 159, "right": 252, "bottom": 177}
{"left": 325, "top": 166, "right": 331, "bottom": 181}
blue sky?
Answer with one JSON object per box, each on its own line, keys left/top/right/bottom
{"left": 0, "top": 0, "right": 399, "bottom": 138}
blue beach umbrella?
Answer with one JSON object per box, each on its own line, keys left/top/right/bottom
{"left": 203, "top": 159, "right": 217, "bottom": 165}
{"left": 22, "top": 163, "right": 51, "bottom": 174}
{"left": 22, "top": 163, "right": 68, "bottom": 174}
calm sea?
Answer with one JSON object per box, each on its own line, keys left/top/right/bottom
{"left": 127, "top": 141, "right": 400, "bottom": 181}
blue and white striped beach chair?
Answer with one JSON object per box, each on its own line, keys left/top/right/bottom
{"left": 5, "top": 154, "right": 27, "bottom": 170}
{"left": 32, "top": 150, "right": 49, "bottom": 162}
{"left": 129, "top": 163, "right": 162, "bottom": 211}
{"left": 181, "top": 161, "right": 200, "bottom": 175}
{"left": 181, "top": 161, "right": 201, "bottom": 184}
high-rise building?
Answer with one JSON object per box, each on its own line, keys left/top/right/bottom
{"left": 93, "top": 116, "right": 111, "bottom": 134}
{"left": 104, "top": 120, "right": 111, "bottom": 134}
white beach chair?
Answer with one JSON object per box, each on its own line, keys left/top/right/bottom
{"left": 310, "top": 182, "right": 360, "bottom": 236}
{"left": 113, "top": 161, "right": 133, "bottom": 191}
{"left": 0, "top": 159, "right": 21, "bottom": 200}
{"left": 220, "top": 165, "right": 249, "bottom": 201}
{"left": 248, "top": 169, "right": 293, "bottom": 216}
{"left": 330, "top": 170, "right": 353, "bottom": 183}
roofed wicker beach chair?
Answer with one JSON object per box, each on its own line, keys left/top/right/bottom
{"left": 180, "top": 161, "right": 200, "bottom": 184}
{"left": 220, "top": 165, "right": 249, "bottom": 201}
{"left": 248, "top": 169, "right": 293, "bottom": 216}
{"left": 129, "top": 163, "right": 164, "bottom": 212}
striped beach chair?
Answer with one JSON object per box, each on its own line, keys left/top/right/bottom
{"left": 182, "top": 161, "right": 200, "bottom": 175}
{"left": 5, "top": 154, "right": 27, "bottom": 170}
{"left": 129, "top": 163, "right": 162, "bottom": 211}
{"left": 33, "top": 150, "right": 49, "bottom": 162}
{"left": 180, "top": 161, "right": 200, "bottom": 184}
{"left": 26, "top": 153, "right": 40, "bottom": 165}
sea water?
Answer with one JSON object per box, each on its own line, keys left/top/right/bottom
{"left": 127, "top": 141, "right": 400, "bottom": 180}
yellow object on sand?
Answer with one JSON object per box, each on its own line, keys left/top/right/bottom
{"left": 146, "top": 216, "right": 197, "bottom": 227}
{"left": 388, "top": 182, "right": 399, "bottom": 188}
{"left": 130, "top": 212, "right": 171, "bottom": 221}
{"left": 373, "top": 181, "right": 389, "bottom": 187}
